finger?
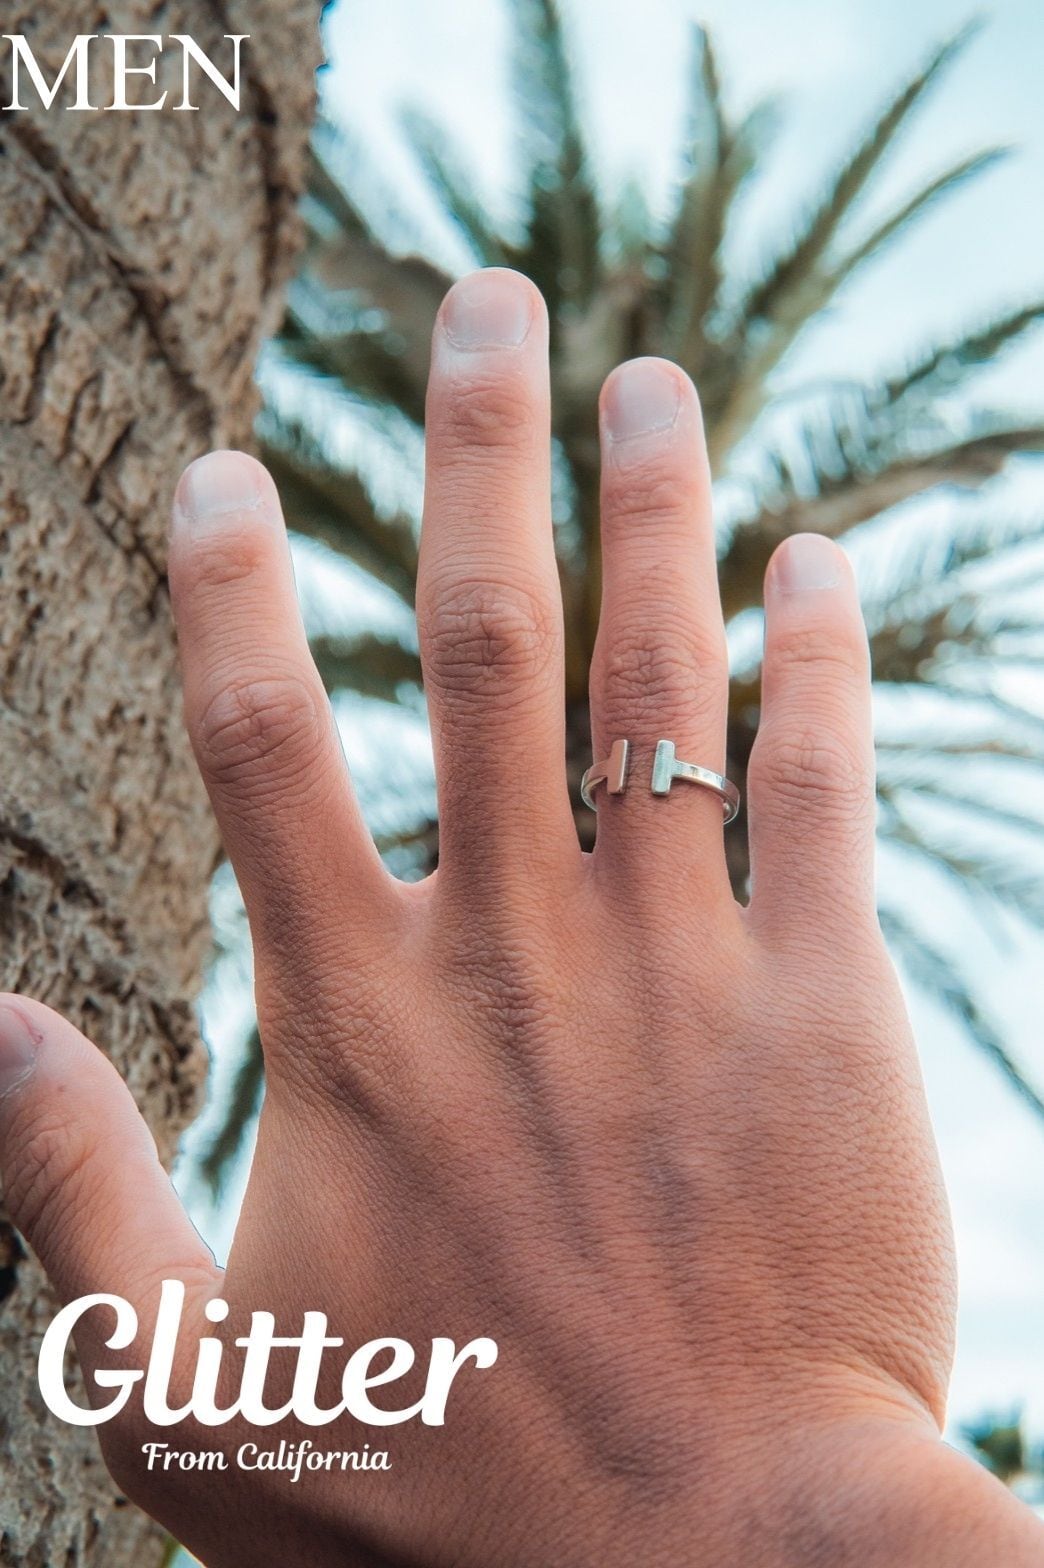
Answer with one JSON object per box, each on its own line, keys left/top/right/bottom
{"left": 746, "top": 534, "right": 876, "bottom": 939}
{"left": 417, "top": 269, "right": 577, "bottom": 885}
{"left": 169, "top": 450, "right": 396, "bottom": 948}
{"left": 590, "top": 358, "right": 732, "bottom": 887}
{"left": 0, "top": 996, "right": 217, "bottom": 1364}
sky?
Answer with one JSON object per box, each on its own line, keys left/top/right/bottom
{"left": 179, "top": 0, "right": 1044, "bottom": 1478}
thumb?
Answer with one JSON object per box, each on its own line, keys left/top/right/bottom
{"left": 0, "top": 995, "right": 219, "bottom": 1354}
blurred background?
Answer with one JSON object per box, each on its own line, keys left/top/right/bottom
{"left": 175, "top": 0, "right": 1044, "bottom": 1513}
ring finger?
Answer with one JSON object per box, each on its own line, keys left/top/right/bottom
{"left": 589, "top": 358, "right": 732, "bottom": 893}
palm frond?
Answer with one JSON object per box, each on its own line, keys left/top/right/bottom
{"left": 664, "top": 52, "right": 781, "bottom": 380}
{"left": 509, "top": 0, "right": 602, "bottom": 313}
{"left": 280, "top": 304, "right": 429, "bottom": 427}
{"left": 740, "top": 25, "right": 977, "bottom": 331}
{"left": 877, "top": 734, "right": 1044, "bottom": 763}
{"left": 307, "top": 118, "right": 444, "bottom": 265}
{"left": 869, "top": 620, "right": 959, "bottom": 687}
{"left": 313, "top": 632, "right": 423, "bottom": 702}
{"left": 887, "top": 299, "right": 1044, "bottom": 402}
{"left": 198, "top": 1027, "right": 264, "bottom": 1195}
{"left": 871, "top": 618, "right": 1044, "bottom": 690}
{"left": 892, "top": 781, "right": 1044, "bottom": 844}
{"left": 929, "top": 682, "right": 1044, "bottom": 743}
{"left": 885, "top": 793, "right": 1044, "bottom": 923}
{"left": 400, "top": 107, "right": 514, "bottom": 267}
{"left": 712, "top": 26, "right": 982, "bottom": 450}
{"left": 831, "top": 147, "right": 1009, "bottom": 286}
{"left": 663, "top": 26, "right": 729, "bottom": 368}
{"left": 722, "top": 422, "right": 1044, "bottom": 618}
{"left": 861, "top": 512, "right": 1044, "bottom": 643}
{"left": 880, "top": 905, "right": 1044, "bottom": 1117}
{"left": 260, "top": 417, "right": 418, "bottom": 604}
{"left": 298, "top": 136, "right": 452, "bottom": 410}
{"left": 306, "top": 134, "right": 385, "bottom": 247}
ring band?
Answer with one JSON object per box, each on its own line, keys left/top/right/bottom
{"left": 580, "top": 738, "right": 630, "bottom": 809}
{"left": 580, "top": 737, "right": 740, "bottom": 824}
{"left": 650, "top": 739, "right": 740, "bottom": 823}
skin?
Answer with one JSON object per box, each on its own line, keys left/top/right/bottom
{"left": 1, "top": 267, "right": 1042, "bottom": 1567}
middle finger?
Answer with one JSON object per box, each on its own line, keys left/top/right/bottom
{"left": 417, "top": 269, "right": 577, "bottom": 889}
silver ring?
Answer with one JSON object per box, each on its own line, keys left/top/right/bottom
{"left": 580, "top": 738, "right": 630, "bottom": 809}
{"left": 650, "top": 739, "right": 740, "bottom": 823}
{"left": 580, "top": 737, "right": 740, "bottom": 823}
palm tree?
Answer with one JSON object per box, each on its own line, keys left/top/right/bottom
{"left": 0, "top": 7, "right": 323, "bottom": 1561}
{"left": 205, "top": 0, "right": 1044, "bottom": 1179}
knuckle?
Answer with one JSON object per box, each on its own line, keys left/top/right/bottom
{"left": 598, "top": 612, "right": 726, "bottom": 733}
{"left": 437, "top": 373, "right": 537, "bottom": 455}
{"left": 602, "top": 469, "right": 694, "bottom": 534}
{"left": 174, "top": 527, "right": 270, "bottom": 599}
{"left": 192, "top": 671, "right": 327, "bottom": 798}
{"left": 5, "top": 1110, "right": 94, "bottom": 1253}
{"left": 422, "top": 579, "right": 557, "bottom": 712}
{"left": 772, "top": 620, "right": 868, "bottom": 683}
{"left": 753, "top": 723, "right": 870, "bottom": 821}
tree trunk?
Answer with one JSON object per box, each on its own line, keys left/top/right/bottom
{"left": 0, "top": 6, "right": 321, "bottom": 1561}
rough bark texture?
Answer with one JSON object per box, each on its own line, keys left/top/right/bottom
{"left": 0, "top": 6, "right": 322, "bottom": 1562}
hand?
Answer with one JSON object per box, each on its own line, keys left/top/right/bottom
{"left": 1, "top": 268, "right": 1041, "bottom": 1568}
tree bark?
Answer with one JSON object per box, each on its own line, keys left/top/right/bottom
{"left": 0, "top": 6, "right": 321, "bottom": 1561}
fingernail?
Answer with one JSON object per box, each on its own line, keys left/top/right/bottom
{"left": 773, "top": 533, "right": 841, "bottom": 592}
{"left": 441, "top": 270, "right": 533, "bottom": 350}
{"left": 173, "top": 451, "right": 266, "bottom": 532}
{"left": 603, "top": 359, "right": 682, "bottom": 444}
{"left": 0, "top": 1005, "right": 39, "bottom": 1098}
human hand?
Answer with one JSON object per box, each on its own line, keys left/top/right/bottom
{"left": 1, "top": 267, "right": 1041, "bottom": 1567}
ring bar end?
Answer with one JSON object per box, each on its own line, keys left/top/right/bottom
{"left": 650, "top": 739, "right": 676, "bottom": 795}
{"left": 580, "top": 738, "right": 632, "bottom": 810}
{"left": 607, "top": 738, "right": 630, "bottom": 795}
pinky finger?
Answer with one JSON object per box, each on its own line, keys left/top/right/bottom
{"left": 746, "top": 534, "right": 877, "bottom": 941}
